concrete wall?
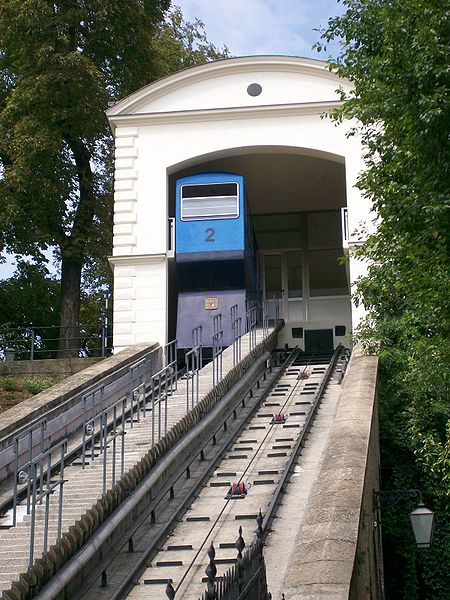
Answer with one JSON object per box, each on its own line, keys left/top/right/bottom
{"left": 284, "top": 346, "right": 379, "bottom": 599}
{"left": 0, "top": 357, "right": 102, "bottom": 378}
{"left": 349, "top": 391, "right": 380, "bottom": 599}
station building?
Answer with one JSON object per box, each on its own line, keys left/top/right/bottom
{"left": 107, "top": 56, "right": 370, "bottom": 353}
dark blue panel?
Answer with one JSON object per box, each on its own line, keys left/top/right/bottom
{"left": 177, "top": 290, "right": 247, "bottom": 348}
{"left": 177, "top": 259, "right": 247, "bottom": 292}
{"left": 176, "top": 250, "right": 245, "bottom": 262}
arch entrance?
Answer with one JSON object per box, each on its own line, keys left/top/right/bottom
{"left": 168, "top": 148, "right": 351, "bottom": 350}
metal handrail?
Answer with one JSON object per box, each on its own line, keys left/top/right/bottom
{"left": 0, "top": 323, "right": 111, "bottom": 360}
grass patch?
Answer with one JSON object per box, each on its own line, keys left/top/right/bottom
{"left": 23, "top": 378, "right": 54, "bottom": 395}
{"left": 0, "top": 375, "right": 59, "bottom": 413}
{"left": 0, "top": 377, "right": 18, "bottom": 391}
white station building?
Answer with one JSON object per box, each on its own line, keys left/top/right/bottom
{"left": 107, "top": 56, "right": 369, "bottom": 353}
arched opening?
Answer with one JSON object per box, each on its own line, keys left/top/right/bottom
{"left": 167, "top": 147, "right": 351, "bottom": 352}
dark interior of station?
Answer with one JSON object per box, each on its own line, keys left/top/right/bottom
{"left": 167, "top": 149, "right": 351, "bottom": 351}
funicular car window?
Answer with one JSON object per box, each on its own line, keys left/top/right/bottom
{"left": 181, "top": 182, "right": 239, "bottom": 220}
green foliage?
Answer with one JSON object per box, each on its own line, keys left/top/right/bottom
{"left": 0, "top": 377, "right": 17, "bottom": 391}
{"left": 0, "top": 261, "right": 60, "bottom": 326}
{"left": 0, "top": 2, "right": 228, "bottom": 350}
{"left": 319, "top": 0, "right": 449, "bottom": 597}
{"left": 0, "top": 261, "right": 60, "bottom": 358}
{"left": 0, "top": 0, "right": 172, "bottom": 351}
{"left": 23, "top": 377, "right": 53, "bottom": 394}
{"left": 0, "top": 0, "right": 170, "bottom": 257}
{"left": 0, "top": 260, "right": 108, "bottom": 357}
{"left": 152, "top": 5, "right": 229, "bottom": 77}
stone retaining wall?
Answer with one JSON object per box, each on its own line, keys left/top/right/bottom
{"left": 0, "top": 358, "right": 103, "bottom": 378}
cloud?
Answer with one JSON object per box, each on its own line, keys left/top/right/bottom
{"left": 174, "top": 0, "right": 343, "bottom": 57}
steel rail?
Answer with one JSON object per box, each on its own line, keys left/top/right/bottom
{"left": 170, "top": 348, "right": 301, "bottom": 598}
{"left": 166, "top": 347, "right": 342, "bottom": 599}
{"left": 21, "top": 344, "right": 344, "bottom": 600}
{"left": 189, "top": 345, "right": 345, "bottom": 600}
{"left": 89, "top": 350, "right": 298, "bottom": 600}
{"left": 261, "top": 344, "right": 344, "bottom": 534}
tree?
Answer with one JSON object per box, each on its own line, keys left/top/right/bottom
{"left": 152, "top": 5, "right": 229, "bottom": 76}
{"left": 0, "top": 0, "right": 171, "bottom": 355}
{"left": 0, "top": 261, "right": 60, "bottom": 327}
{"left": 0, "top": 2, "right": 229, "bottom": 357}
{"left": 0, "top": 261, "right": 60, "bottom": 358}
{"left": 318, "top": 1, "right": 449, "bottom": 597}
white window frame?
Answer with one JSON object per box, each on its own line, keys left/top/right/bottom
{"left": 180, "top": 181, "right": 240, "bottom": 221}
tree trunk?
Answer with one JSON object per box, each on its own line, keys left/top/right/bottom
{"left": 58, "top": 255, "right": 82, "bottom": 358}
{"left": 57, "top": 135, "right": 96, "bottom": 358}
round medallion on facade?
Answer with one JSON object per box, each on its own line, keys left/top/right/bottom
{"left": 247, "top": 83, "right": 262, "bottom": 97}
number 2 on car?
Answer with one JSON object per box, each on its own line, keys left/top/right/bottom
{"left": 204, "top": 228, "right": 215, "bottom": 242}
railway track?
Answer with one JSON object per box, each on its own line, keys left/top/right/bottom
{"left": 74, "top": 346, "right": 348, "bottom": 600}
{"left": 0, "top": 340, "right": 349, "bottom": 600}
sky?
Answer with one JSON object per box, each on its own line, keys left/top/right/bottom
{"left": 174, "top": 0, "right": 344, "bottom": 58}
{"left": 0, "top": 0, "right": 345, "bottom": 281}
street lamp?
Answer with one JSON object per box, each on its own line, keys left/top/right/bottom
{"left": 373, "top": 489, "right": 434, "bottom": 599}
{"left": 409, "top": 502, "right": 435, "bottom": 548}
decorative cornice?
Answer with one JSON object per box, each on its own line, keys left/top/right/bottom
{"left": 108, "top": 253, "right": 166, "bottom": 267}
{"left": 109, "top": 100, "right": 342, "bottom": 129}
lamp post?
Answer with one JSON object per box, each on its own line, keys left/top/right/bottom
{"left": 373, "top": 489, "right": 434, "bottom": 600}
{"left": 5, "top": 347, "right": 16, "bottom": 362}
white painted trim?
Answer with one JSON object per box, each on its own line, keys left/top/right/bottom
{"left": 108, "top": 254, "right": 166, "bottom": 267}
{"left": 167, "top": 145, "right": 346, "bottom": 174}
{"left": 108, "top": 101, "right": 342, "bottom": 130}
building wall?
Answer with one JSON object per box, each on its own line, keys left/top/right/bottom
{"left": 108, "top": 58, "right": 370, "bottom": 351}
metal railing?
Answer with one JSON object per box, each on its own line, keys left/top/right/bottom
{"left": 81, "top": 395, "right": 127, "bottom": 495}
{"left": 231, "top": 304, "right": 242, "bottom": 367}
{"left": 4, "top": 313, "right": 281, "bottom": 575}
{"left": 197, "top": 528, "right": 270, "bottom": 600}
{"left": 0, "top": 322, "right": 112, "bottom": 361}
{"left": 192, "top": 326, "right": 203, "bottom": 370}
{"left": 6, "top": 345, "right": 172, "bottom": 571}
{"left": 212, "top": 314, "right": 224, "bottom": 387}
{"left": 185, "top": 345, "right": 201, "bottom": 412}
{"left": 79, "top": 356, "right": 153, "bottom": 491}
{"left": 150, "top": 360, "right": 178, "bottom": 448}
{"left": 262, "top": 300, "right": 269, "bottom": 337}
{"left": 26, "top": 439, "right": 67, "bottom": 568}
{"left": 129, "top": 358, "right": 149, "bottom": 425}
{"left": 12, "top": 420, "right": 48, "bottom": 531}
{"left": 265, "top": 297, "right": 280, "bottom": 326}
{"left": 246, "top": 305, "right": 257, "bottom": 352}
{"left": 164, "top": 339, "right": 178, "bottom": 388}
